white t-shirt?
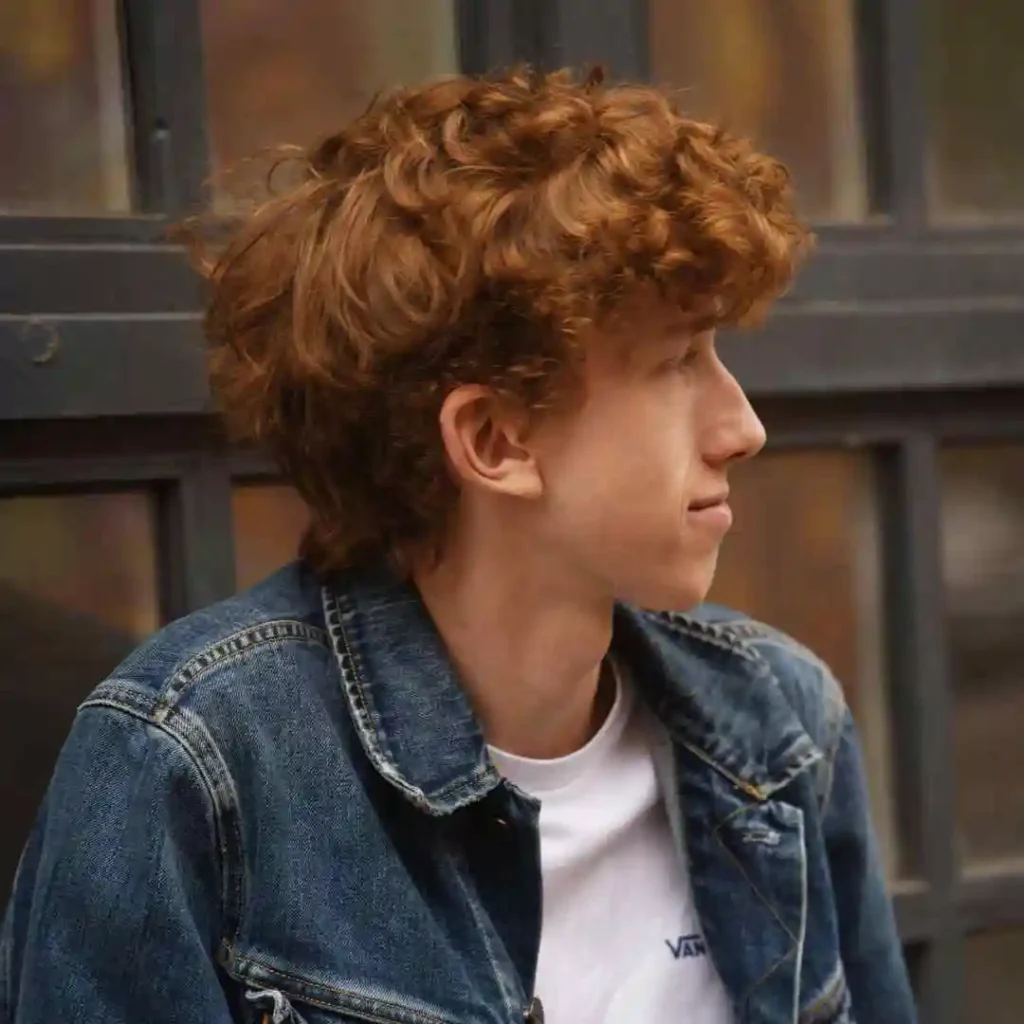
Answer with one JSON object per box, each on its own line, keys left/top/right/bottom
{"left": 489, "top": 667, "right": 735, "bottom": 1024}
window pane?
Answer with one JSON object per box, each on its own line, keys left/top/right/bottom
{"left": 962, "top": 929, "right": 1024, "bottom": 1023}
{"left": 925, "top": 0, "right": 1024, "bottom": 220}
{"left": 233, "top": 483, "right": 309, "bottom": 591}
{"left": 200, "top": 0, "right": 457, "bottom": 201}
{"left": 648, "top": 0, "right": 866, "bottom": 222}
{"left": 0, "top": 0, "right": 131, "bottom": 214}
{"left": 942, "top": 446, "right": 1024, "bottom": 868}
{"left": 709, "top": 451, "right": 903, "bottom": 879}
{"left": 0, "top": 491, "right": 159, "bottom": 889}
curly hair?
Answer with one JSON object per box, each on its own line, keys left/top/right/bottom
{"left": 196, "top": 66, "right": 811, "bottom": 576}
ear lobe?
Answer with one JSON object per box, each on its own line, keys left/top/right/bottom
{"left": 439, "top": 385, "right": 543, "bottom": 499}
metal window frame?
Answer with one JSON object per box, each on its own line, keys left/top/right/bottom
{"left": 5, "top": 3, "right": 1024, "bottom": 421}
{"left": 0, "top": 418, "right": 237, "bottom": 621}
{"left": 2, "top": 3, "right": 1024, "bottom": 1020}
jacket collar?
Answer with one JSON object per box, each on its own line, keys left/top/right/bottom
{"left": 611, "top": 606, "right": 822, "bottom": 799}
{"left": 323, "top": 561, "right": 820, "bottom": 815}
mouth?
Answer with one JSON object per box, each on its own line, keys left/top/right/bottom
{"left": 688, "top": 491, "right": 730, "bottom": 512}
{"left": 687, "top": 491, "right": 733, "bottom": 533}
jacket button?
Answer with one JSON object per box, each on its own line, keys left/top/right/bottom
{"left": 524, "top": 996, "right": 545, "bottom": 1023}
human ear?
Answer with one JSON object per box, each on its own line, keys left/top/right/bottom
{"left": 438, "top": 385, "right": 543, "bottom": 499}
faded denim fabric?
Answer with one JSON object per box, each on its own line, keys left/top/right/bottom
{"left": 1, "top": 560, "right": 916, "bottom": 1024}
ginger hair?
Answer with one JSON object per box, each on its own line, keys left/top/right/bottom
{"left": 195, "top": 67, "right": 812, "bottom": 575}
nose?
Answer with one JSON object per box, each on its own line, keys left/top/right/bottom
{"left": 702, "top": 364, "right": 766, "bottom": 467}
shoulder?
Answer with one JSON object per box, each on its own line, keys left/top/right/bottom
{"left": 64, "top": 562, "right": 338, "bottom": 822}
{"left": 637, "top": 604, "right": 849, "bottom": 797}
{"left": 684, "top": 604, "right": 847, "bottom": 730}
{"left": 85, "top": 561, "right": 331, "bottom": 724}
{"left": 39, "top": 563, "right": 340, "bottom": 914}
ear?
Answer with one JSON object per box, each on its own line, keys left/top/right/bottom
{"left": 438, "top": 385, "right": 543, "bottom": 499}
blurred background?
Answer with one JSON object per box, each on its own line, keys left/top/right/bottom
{"left": 1, "top": 3, "right": 1024, "bottom": 1022}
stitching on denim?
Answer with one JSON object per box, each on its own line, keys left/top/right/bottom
{"left": 714, "top": 619, "right": 833, "bottom": 676}
{"left": 713, "top": 803, "right": 801, "bottom": 945}
{"left": 792, "top": 804, "right": 808, "bottom": 1024}
{"left": 818, "top": 706, "right": 849, "bottom": 818}
{"left": 680, "top": 738, "right": 767, "bottom": 801}
{"left": 697, "top": 616, "right": 847, "bottom": 813}
{"left": 799, "top": 961, "right": 849, "bottom": 1024}
{"left": 322, "top": 585, "right": 499, "bottom": 814}
{"left": 161, "top": 621, "right": 328, "bottom": 710}
{"left": 713, "top": 802, "right": 806, "bottom": 1007}
{"left": 649, "top": 611, "right": 768, "bottom": 666}
{"left": 225, "top": 950, "right": 455, "bottom": 1024}
{"left": 657, "top": 612, "right": 833, "bottom": 800}
{"left": 442, "top": 843, "right": 523, "bottom": 1021}
{"left": 77, "top": 697, "right": 246, "bottom": 955}
{"left": 741, "top": 945, "right": 800, "bottom": 1013}
{"left": 658, "top": 622, "right": 822, "bottom": 798}
{"left": 322, "top": 586, "right": 427, "bottom": 807}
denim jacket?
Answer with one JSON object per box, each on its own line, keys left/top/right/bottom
{"left": 2, "top": 560, "right": 916, "bottom": 1024}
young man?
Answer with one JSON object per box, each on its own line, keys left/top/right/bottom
{"left": 2, "top": 68, "right": 916, "bottom": 1023}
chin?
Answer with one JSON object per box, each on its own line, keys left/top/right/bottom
{"left": 615, "top": 558, "right": 718, "bottom": 614}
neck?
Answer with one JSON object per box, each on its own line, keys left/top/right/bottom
{"left": 413, "top": 534, "right": 615, "bottom": 760}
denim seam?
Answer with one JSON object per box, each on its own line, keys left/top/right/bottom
{"left": 680, "top": 738, "right": 769, "bottom": 801}
{"left": 713, "top": 803, "right": 801, "bottom": 946}
{"left": 223, "top": 952, "right": 455, "bottom": 1024}
{"left": 792, "top": 804, "right": 809, "bottom": 1024}
{"left": 818, "top": 707, "right": 848, "bottom": 817}
{"left": 702, "top": 619, "right": 848, "bottom": 814}
{"left": 323, "top": 585, "right": 499, "bottom": 815}
{"left": 656, "top": 614, "right": 822, "bottom": 798}
{"left": 322, "top": 586, "right": 432, "bottom": 810}
{"left": 77, "top": 695, "right": 246, "bottom": 955}
{"left": 661, "top": 613, "right": 840, "bottom": 810}
{"left": 713, "top": 802, "right": 805, "bottom": 1006}
{"left": 160, "top": 621, "right": 328, "bottom": 709}
{"left": 442, "top": 844, "right": 523, "bottom": 1021}
{"left": 799, "top": 961, "right": 849, "bottom": 1024}
{"left": 650, "top": 611, "right": 767, "bottom": 666}
{"left": 712, "top": 620, "right": 832, "bottom": 674}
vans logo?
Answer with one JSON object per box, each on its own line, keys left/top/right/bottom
{"left": 666, "top": 933, "right": 707, "bottom": 959}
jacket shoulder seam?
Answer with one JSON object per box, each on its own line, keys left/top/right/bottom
{"left": 78, "top": 690, "right": 247, "bottom": 950}
{"left": 158, "top": 619, "right": 328, "bottom": 713}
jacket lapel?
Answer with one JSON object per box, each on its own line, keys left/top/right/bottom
{"left": 613, "top": 606, "right": 823, "bottom": 1023}
{"left": 676, "top": 741, "right": 809, "bottom": 1024}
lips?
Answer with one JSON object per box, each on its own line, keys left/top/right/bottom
{"left": 687, "top": 491, "right": 734, "bottom": 533}
{"left": 688, "top": 491, "right": 730, "bottom": 512}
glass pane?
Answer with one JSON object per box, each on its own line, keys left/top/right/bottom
{"left": 709, "top": 451, "right": 903, "bottom": 879}
{"left": 233, "top": 483, "right": 309, "bottom": 592}
{"left": 925, "top": 0, "right": 1024, "bottom": 220}
{"left": 0, "top": 491, "right": 159, "bottom": 889}
{"left": 200, "top": 0, "right": 458, "bottom": 202}
{"left": 0, "top": 0, "right": 131, "bottom": 214}
{"left": 648, "top": 0, "right": 866, "bottom": 222}
{"left": 942, "top": 446, "right": 1024, "bottom": 868}
{"left": 962, "top": 928, "right": 1024, "bottom": 1024}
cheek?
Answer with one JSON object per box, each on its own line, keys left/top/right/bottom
{"left": 544, "top": 447, "right": 692, "bottom": 549}
{"left": 535, "top": 392, "right": 695, "bottom": 526}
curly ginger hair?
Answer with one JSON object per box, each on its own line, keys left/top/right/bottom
{"left": 197, "top": 67, "right": 811, "bottom": 575}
